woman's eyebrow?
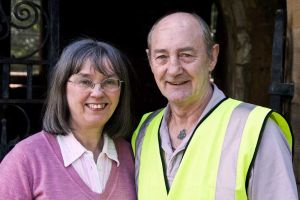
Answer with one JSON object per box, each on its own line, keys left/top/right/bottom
{"left": 74, "top": 73, "right": 92, "bottom": 78}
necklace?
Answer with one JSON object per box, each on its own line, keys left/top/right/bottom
{"left": 177, "top": 129, "right": 187, "bottom": 140}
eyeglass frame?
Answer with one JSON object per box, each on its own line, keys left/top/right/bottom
{"left": 68, "top": 75, "right": 124, "bottom": 92}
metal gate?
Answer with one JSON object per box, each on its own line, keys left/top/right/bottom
{"left": 0, "top": 0, "right": 59, "bottom": 160}
{"left": 269, "top": 9, "right": 294, "bottom": 117}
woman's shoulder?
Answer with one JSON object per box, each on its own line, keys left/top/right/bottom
{"left": 113, "top": 138, "right": 133, "bottom": 153}
{"left": 5, "top": 131, "right": 55, "bottom": 159}
{"left": 114, "top": 137, "right": 130, "bottom": 147}
{"left": 113, "top": 138, "right": 134, "bottom": 167}
{"left": 15, "top": 131, "right": 53, "bottom": 148}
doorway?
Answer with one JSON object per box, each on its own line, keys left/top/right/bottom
{"left": 60, "top": 0, "right": 215, "bottom": 125}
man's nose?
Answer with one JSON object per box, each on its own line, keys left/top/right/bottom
{"left": 168, "top": 57, "right": 183, "bottom": 75}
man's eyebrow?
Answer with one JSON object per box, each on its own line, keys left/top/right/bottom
{"left": 178, "top": 47, "right": 195, "bottom": 52}
{"left": 152, "top": 49, "right": 167, "bottom": 54}
{"left": 152, "top": 47, "right": 196, "bottom": 54}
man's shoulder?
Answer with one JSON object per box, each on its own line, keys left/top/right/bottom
{"left": 228, "top": 98, "right": 271, "bottom": 113}
{"left": 139, "top": 108, "right": 165, "bottom": 125}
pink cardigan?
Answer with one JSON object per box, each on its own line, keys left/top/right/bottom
{"left": 0, "top": 131, "right": 137, "bottom": 200}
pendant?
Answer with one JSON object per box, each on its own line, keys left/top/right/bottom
{"left": 177, "top": 129, "right": 187, "bottom": 140}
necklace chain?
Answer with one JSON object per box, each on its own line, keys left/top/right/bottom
{"left": 177, "top": 129, "right": 187, "bottom": 140}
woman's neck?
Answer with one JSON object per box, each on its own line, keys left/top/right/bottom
{"left": 72, "top": 127, "right": 104, "bottom": 161}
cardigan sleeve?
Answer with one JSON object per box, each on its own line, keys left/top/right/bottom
{"left": 0, "top": 143, "right": 33, "bottom": 199}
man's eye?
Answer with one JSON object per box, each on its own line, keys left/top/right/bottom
{"left": 154, "top": 55, "right": 168, "bottom": 65}
{"left": 155, "top": 55, "right": 167, "bottom": 60}
{"left": 180, "top": 53, "right": 192, "bottom": 57}
{"left": 179, "top": 53, "right": 195, "bottom": 62}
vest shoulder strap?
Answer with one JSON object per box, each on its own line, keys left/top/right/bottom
{"left": 132, "top": 108, "right": 163, "bottom": 155}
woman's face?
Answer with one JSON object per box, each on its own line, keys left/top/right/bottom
{"left": 66, "top": 59, "right": 121, "bottom": 131}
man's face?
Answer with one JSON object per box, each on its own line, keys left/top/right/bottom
{"left": 147, "top": 13, "right": 218, "bottom": 106}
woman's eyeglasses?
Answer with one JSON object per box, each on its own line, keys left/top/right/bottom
{"left": 68, "top": 76, "right": 124, "bottom": 92}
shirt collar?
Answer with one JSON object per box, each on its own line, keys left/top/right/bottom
{"left": 203, "top": 83, "right": 226, "bottom": 115}
{"left": 162, "top": 83, "right": 225, "bottom": 127}
{"left": 160, "top": 83, "right": 226, "bottom": 152}
{"left": 100, "top": 134, "right": 120, "bottom": 166}
{"left": 57, "top": 133, "right": 86, "bottom": 167}
{"left": 57, "top": 133, "right": 119, "bottom": 167}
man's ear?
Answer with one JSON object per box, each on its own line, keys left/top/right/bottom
{"left": 146, "top": 48, "right": 155, "bottom": 72}
{"left": 146, "top": 49, "right": 150, "bottom": 61}
{"left": 209, "top": 44, "right": 219, "bottom": 71}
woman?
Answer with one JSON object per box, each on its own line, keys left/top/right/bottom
{"left": 0, "top": 39, "right": 137, "bottom": 199}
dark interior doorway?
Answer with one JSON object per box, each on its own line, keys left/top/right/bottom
{"left": 60, "top": 1, "right": 214, "bottom": 127}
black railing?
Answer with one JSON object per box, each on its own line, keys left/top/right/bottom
{"left": 269, "top": 9, "right": 294, "bottom": 113}
{"left": 0, "top": 0, "right": 59, "bottom": 160}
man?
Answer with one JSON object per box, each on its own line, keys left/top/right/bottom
{"left": 132, "top": 12, "right": 298, "bottom": 199}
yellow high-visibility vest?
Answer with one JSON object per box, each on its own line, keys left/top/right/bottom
{"left": 132, "top": 98, "right": 293, "bottom": 200}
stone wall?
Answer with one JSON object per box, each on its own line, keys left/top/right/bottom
{"left": 287, "top": 0, "right": 300, "bottom": 194}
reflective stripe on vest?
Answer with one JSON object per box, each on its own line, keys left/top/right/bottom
{"left": 132, "top": 98, "right": 293, "bottom": 200}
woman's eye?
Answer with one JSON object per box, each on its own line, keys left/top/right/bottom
{"left": 80, "top": 79, "right": 93, "bottom": 87}
{"left": 104, "top": 79, "right": 117, "bottom": 85}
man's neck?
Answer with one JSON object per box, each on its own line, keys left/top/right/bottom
{"left": 167, "top": 86, "right": 213, "bottom": 149}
